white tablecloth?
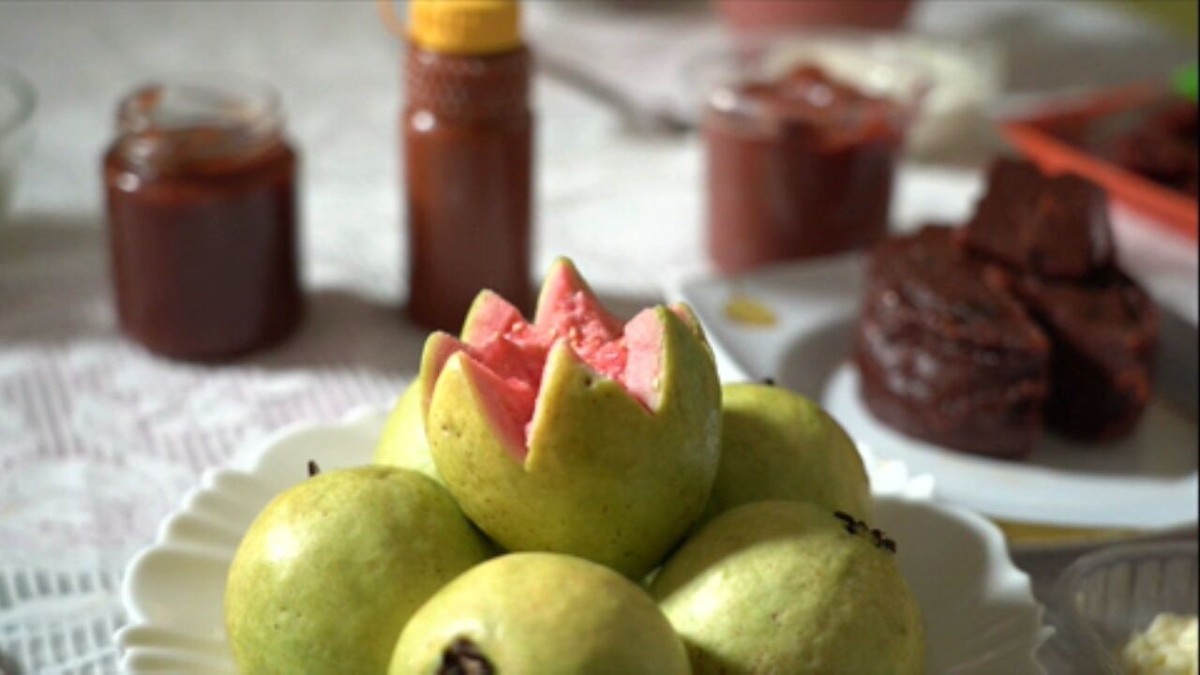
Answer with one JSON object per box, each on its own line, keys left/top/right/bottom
{"left": 0, "top": 2, "right": 1196, "bottom": 673}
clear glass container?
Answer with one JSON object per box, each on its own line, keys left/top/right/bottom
{"left": 690, "top": 38, "right": 925, "bottom": 273}
{"left": 1055, "top": 540, "right": 1198, "bottom": 673}
{"left": 0, "top": 65, "right": 36, "bottom": 224}
{"left": 104, "top": 76, "right": 303, "bottom": 360}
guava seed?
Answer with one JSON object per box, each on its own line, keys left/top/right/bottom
{"left": 438, "top": 637, "right": 494, "bottom": 675}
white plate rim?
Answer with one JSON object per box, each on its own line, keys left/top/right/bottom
{"left": 115, "top": 405, "right": 1050, "bottom": 674}
{"left": 666, "top": 255, "right": 1200, "bottom": 534}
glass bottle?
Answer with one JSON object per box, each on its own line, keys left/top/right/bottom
{"left": 402, "top": 0, "right": 533, "bottom": 332}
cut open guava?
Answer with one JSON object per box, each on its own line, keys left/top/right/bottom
{"left": 422, "top": 261, "right": 674, "bottom": 461}
{"left": 418, "top": 258, "right": 722, "bottom": 578}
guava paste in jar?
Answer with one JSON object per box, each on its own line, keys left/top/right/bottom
{"left": 706, "top": 65, "right": 910, "bottom": 273}
{"left": 103, "top": 79, "right": 302, "bottom": 360}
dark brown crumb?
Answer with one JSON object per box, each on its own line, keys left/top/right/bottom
{"left": 762, "top": 377, "right": 776, "bottom": 386}
{"left": 833, "top": 510, "right": 858, "bottom": 534}
{"left": 307, "top": 460, "right": 320, "bottom": 478}
{"left": 833, "top": 512, "right": 896, "bottom": 554}
{"left": 438, "top": 637, "right": 494, "bottom": 675}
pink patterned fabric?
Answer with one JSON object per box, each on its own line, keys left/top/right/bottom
{"left": 0, "top": 223, "right": 412, "bottom": 673}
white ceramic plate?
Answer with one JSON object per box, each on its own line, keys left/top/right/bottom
{"left": 670, "top": 254, "right": 1200, "bottom": 534}
{"left": 115, "top": 407, "right": 1049, "bottom": 674}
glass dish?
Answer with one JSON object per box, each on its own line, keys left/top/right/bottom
{"left": 0, "top": 66, "right": 36, "bottom": 223}
{"left": 1055, "top": 540, "right": 1199, "bottom": 673}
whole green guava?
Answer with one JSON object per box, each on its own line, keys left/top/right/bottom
{"left": 373, "top": 381, "right": 440, "bottom": 483}
{"left": 651, "top": 500, "right": 925, "bottom": 674}
{"left": 705, "top": 382, "right": 872, "bottom": 523}
{"left": 389, "top": 552, "right": 690, "bottom": 675}
{"left": 224, "top": 466, "right": 491, "bottom": 674}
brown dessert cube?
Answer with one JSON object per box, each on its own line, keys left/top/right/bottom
{"left": 1013, "top": 270, "right": 1159, "bottom": 441}
{"left": 965, "top": 158, "right": 1115, "bottom": 279}
{"left": 856, "top": 226, "right": 1051, "bottom": 459}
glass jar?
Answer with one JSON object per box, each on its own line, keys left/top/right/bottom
{"left": 103, "top": 77, "right": 303, "bottom": 360}
{"left": 0, "top": 66, "right": 36, "bottom": 224}
{"left": 694, "top": 41, "right": 923, "bottom": 273}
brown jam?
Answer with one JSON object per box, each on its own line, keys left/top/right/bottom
{"left": 965, "top": 158, "right": 1115, "bottom": 280}
{"left": 706, "top": 65, "right": 908, "bottom": 273}
{"left": 404, "top": 43, "right": 533, "bottom": 333}
{"left": 103, "top": 81, "right": 302, "bottom": 360}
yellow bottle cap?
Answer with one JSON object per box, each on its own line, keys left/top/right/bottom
{"left": 408, "top": 0, "right": 522, "bottom": 56}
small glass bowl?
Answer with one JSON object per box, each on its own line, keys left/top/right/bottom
{"left": 1055, "top": 540, "right": 1198, "bottom": 673}
{"left": 0, "top": 66, "right": 36, "bottom": 223}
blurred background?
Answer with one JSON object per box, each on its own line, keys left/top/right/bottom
{"left": 0, "top": 1, "right": 1196, "bottom": 673}
{"left": 1, "top": 2, "right": 1196, "bottom": 296}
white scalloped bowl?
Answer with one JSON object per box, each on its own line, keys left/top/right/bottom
{"left": 115, "top": 406, "right": 1050, "bottom": 673}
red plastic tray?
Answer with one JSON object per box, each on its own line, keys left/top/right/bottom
{"left": 1001, "top": 83, "right": 1198, "bottom": 242}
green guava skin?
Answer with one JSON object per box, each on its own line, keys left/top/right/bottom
{"left": 424, "top": 309, "right": 720, "bottom": 579}
{"left": 422, "top": 260, "right": 722, "bottom": 579}
{"left": 651, "top": 500, "right": 925, "bottom": 675}
{"left": 389, "top": 552, "right": 691, "bottom": 675}
{"left": 704, "top": 383, "right": 872, "bottom": 524}
{"left": 224, "top": 466, "right": 492, "bottom": 675}
{"left": 372, "top": 381, "right": 440, "bottom": 484}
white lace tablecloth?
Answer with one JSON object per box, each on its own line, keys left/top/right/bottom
{"left": 0, "top": 2, "right": 1195, "bottom": 673}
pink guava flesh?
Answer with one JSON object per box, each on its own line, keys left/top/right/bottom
{"left": 433, "top": 269, "right": 672, "bottom": 460}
